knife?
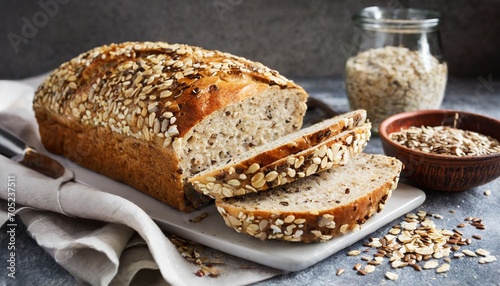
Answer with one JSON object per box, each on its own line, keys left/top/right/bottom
{"left": 0, "top": 127, "right": 65, "bottom": 179}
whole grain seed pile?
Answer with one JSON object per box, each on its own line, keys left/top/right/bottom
{"left": 390, "top": 125, "right": 500, "bottom": 156}
{"left": 345, "top": 46, "right": 447, "bottom": 130}
{"left": 340, "top": 210, "right": 496, "bottom": 281}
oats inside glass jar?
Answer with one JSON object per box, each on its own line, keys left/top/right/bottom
{"left": 345, "top": 46, "right": 448, "bottom": 131}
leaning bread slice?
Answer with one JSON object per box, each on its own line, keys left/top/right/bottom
{"left": 189, "top": 110, "right": 367, "bottom": 196}
{"left": 190, "top": 121, "right": 371, "bottom": 199}
{"left": 216, "top": 153, "right": 402, "bottom": 243}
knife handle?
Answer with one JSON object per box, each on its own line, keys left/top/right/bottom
{"left": 0, "top": 127, "right": 65, "bottom": 179}
{"left": 0, "top": 127, "right": 28, "bottom": 158}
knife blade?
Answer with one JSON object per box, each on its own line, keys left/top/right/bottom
{"left": 0, "top": 127, "right": 65, "bottom": 179}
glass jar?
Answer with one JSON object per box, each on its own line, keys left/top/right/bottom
{"left": 345, "top": 7, "right": 447, "bottom": 132}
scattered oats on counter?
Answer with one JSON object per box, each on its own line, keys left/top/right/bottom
{"left": 169, "top": 235, "right": 223, "bottom": 278}
{"left": 348, "top": 250, "right": 362, "bottom": 256}
{"left": 345, "top": 46, "right": 447, "bottom": 129}
{"left": 436, "top": 263, "right": 450, "bottom": 273}
{"left": 385, "top": 271, "right": 398, "bottom": 281}
{"left": 344, "top": 210, "right": 496, "bottom": 281}
{"left": 389, "top": 125, "right": 500, "bottom": 156}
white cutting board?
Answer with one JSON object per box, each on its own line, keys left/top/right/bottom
{"left": 60, "top": 156, "right": 425, "bottom": 272}
{"left": 11, "top": 73, "right": 426, "bottom": 271}
{"left": 7, "top": 74, "right": 426, "bottom": 271}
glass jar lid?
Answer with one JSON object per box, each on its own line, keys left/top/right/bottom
{"left": 353, "top": 6, "right": 441, "bottom": 33}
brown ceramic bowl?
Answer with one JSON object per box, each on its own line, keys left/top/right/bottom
{"left": 379, "top": 110, "right": 500, "bottom": 191}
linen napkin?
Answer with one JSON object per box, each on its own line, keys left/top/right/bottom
{"left": 0, "top": 79, "right": 283, "bottom": 285}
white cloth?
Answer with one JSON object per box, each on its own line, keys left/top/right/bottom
{"left": 0, "top": 78, "right": 283, "bottom": 285}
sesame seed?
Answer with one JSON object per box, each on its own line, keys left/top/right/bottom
{"left": 167, "top": 125, "right": 179, "bottom": 136}
{"left": 148, "top": 113, "right": 156, "bottom": 127}
{"left": 161, "top": 119, "right": 169, "bottom": 132}
{"left": 163, "top": 111, "right": 174, "bottom": 118}
{"left": 294, "top": 156, "right": 304, "bottom": 169}
{"left": 153, "top": 118, "right": 160, "bottom": 134}
{"left": 305, "top": 164, "right": 319, "bottom": 176}
{"left": 286, "top": 168, "right": 296, "bottom": 178}
{"left": 312, "top": 157, "right": 322, "bottom": 165}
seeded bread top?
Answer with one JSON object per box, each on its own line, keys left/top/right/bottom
{"left": 33, "top": 41, "right": 305, "bottom": 147}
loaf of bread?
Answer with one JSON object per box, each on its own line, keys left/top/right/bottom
{"left": 190, "top": 115, "right": 371, "bottom": 199}
{"left": 33, "top": 41, "right": 308, "bottom": 212}
{"left": 216, "top": 153, "right": 402, "bottom": 243}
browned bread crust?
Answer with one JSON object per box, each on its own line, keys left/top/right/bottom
{"left": 33, "top": 41, "right": 308, "bottom": 211}
{"left": 216, "top": 153, "right": 402, "bottom": 242}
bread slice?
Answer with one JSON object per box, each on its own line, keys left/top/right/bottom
{"left": 33, "top": 41, "right": 309, "bottom": 212}
{"left": 216, "top": 153, "right": 402, "bottom": 243}
{"left": 190, "top": 121, "right": 371, "bottom": 199}
{"left": 188, "top": 110, "right": 368, "bottom": 198}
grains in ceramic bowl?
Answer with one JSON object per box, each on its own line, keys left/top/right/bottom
{"left": 389, "top": 125, "right": 500, "bottom": 156}
{"left": 379, "top": 110, "right": 500, "bottom": 191}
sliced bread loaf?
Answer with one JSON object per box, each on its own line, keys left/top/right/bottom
{"left": 215, "top": 153, "right": 402, "bottom": 243}
{"left": 190, "top": 120, "right": 371, "bottom": 199}
{"left": 33, "top": 41, "right": 309, "bottom": 212}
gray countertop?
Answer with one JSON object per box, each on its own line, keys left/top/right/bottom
{"left": 1, "top": 77, "right": 499, "bottom": 286}
{"left": 253, "top": 77, "right": 500, "bottom": 286}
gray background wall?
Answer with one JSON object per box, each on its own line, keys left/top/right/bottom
{"left": 1, "top": 0, "right": 499, "bottom": 80}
